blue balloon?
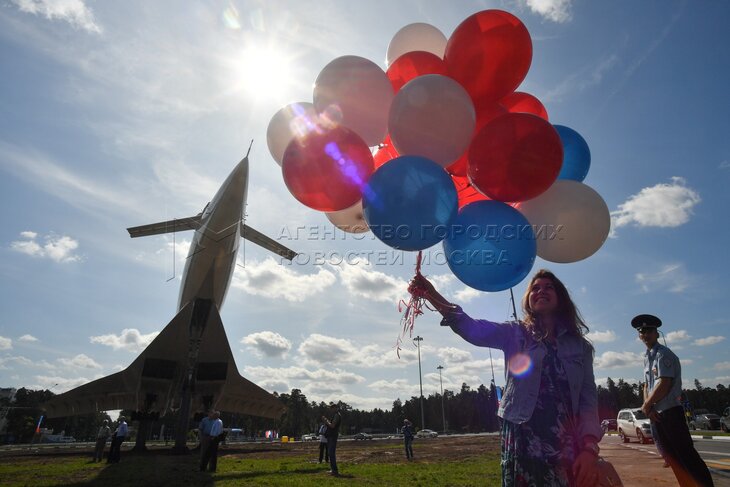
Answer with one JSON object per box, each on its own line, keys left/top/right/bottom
{"left": 363, "top": 156, "right": 457, "bottom": 251}
{"left": 443, "top": 201, "right": 536, "bottom": 292}
{"left": 555, "top": 125, "right": 591, "bottom": 182}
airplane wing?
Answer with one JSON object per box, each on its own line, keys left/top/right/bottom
{"left": 127, "top": 215, "right": 203, "bottom": 238}
{"left": 242, "top": 224, "right": 297, "bottom": 261}
{"left": 44, "top": 301, "right": 285, "bottom": 419}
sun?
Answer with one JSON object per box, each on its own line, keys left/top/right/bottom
{"left": 233, "top": 43, "right": 294, "bottom": 101}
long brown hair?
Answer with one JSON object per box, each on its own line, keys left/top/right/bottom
{"left": 521, "top": 269, "right": 590, "bottom": 341}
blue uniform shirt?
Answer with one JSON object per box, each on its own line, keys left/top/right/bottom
{"left": 644, "top": 343, "right": 682, "bottom": 412}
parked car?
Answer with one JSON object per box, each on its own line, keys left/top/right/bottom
{"left": 601, "top": 419, "right": 617, "bottom": 432}
{"left": 301, "top": 433, "right": 318, "bottom": 441}
{"left": 617, "top": 408, "right": 653, "bottom": 444}
{"left": 721, "top": 407, "right": 730, "bottom": 433}
{"left": 690, "top": 413, "right": 721, "bottom": 430}
{"left": 415, "top": 429, "right": 438, "bottom": 438}
{"left": 353, "top": 432, "right": 373, "bottom": 440}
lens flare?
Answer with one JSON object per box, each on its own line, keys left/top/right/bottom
{"left": 222, "top": 4, "right": 241, "bottom": 30}
{"left": 508, "top": 353, "right": 533, "bottom": 377}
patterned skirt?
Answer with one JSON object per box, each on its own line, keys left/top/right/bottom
{"left": 501, "top": 344, "right": 578, "bottom": 487}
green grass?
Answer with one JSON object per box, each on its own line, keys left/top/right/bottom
{"left": 0, "top": 437, "right": 502, "bottom": 486}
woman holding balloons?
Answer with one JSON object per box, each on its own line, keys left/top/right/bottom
{"left": 409, "top": 269, "right": 602, "bottom": 487}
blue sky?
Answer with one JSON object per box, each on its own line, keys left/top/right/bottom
{"left": 1, "top": 0, "right": 729, "bottom": 412}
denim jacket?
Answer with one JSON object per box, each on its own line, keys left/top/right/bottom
{"left": 442, "top": 307, "right": 603, "bottom": 442}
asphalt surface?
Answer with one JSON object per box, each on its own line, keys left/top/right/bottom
{"left": 600, "top": 434, "right": 730, "bottom": 486}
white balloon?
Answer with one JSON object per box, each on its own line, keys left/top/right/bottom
{"left": 388, "top": 74, "right": 475, "bottom": 167}
{"left": 518, "top": 180, "right": 610, "bottom": 263}
{"left": 386, "top": 23, "right": 447, "bottom": 67}
{"left": 313, "top": 56, "right": 394, "bottom": 147}
{"left": 325, "top": 200, "right": 369, "bottom": 234}
{"left": 266, "top": 102, "right": 318, "bottom": 166}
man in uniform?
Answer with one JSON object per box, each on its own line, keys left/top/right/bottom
{"left": 634, "top": 314, "right": 714, "bottom": 486}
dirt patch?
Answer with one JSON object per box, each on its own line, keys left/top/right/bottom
{"left": 223, "top": 435, "right": 500, "bottom": 464}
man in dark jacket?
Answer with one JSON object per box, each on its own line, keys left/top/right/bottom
{"left": 322, "top": 402, "right": 341, "bottom": 477}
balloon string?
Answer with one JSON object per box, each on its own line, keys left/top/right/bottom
{"left": 396, "top": 251, "right": 428, "bottom": 358}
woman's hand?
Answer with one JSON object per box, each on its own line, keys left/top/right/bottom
{"left": 408, "top": 274, "right": 435, "bottom": 297}
{"left": 572, "top": 450, "right": 599, "bottom": 487}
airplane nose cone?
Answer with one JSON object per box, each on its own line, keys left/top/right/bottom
{"left": 229, "top": 156, "right": 249, "bottom": 185}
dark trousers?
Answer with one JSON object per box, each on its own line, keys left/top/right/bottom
{"left": 200, "top": 436, "right": 220, "bottom": 472}
{"left": 327, "top": 436, "right": 338, "bottom": 474}
{"left": 653, "top": 406, "right": 714, "bottom": 487}
{"left": 405, "top": 437, "right": 414, "bottom": 458}
{"left": 107, "top": 436, "right": 123, "bottom": 463}
{"left": 93, "top": 438, "right": 107, "bottom": 461}
{"left": 318, "top": 441, "right": 329, "bottom": 463}
{"left": 650, "top": 422, "right": 667, "bottom": 460}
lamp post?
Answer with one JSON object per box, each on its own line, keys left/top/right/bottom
{"left": 437, "top": 365, "right": 446, "bottom": 433}
{"left": 414, "top": 335, "right": 425, "bottom": 430}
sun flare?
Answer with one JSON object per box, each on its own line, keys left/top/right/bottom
{"left": 234, "top": 44, "right": 294, "bottom": 101}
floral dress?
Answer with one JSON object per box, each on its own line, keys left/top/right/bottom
{"left": 501, "top": 342, "right": 578, "bottom": 487}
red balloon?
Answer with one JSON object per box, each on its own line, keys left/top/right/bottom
{"left": 500, "top": 92, "right": 548, "bottom": 120}
{"left": 452, "top": 174, "right": 490, "bottom": 209}
{"left": 373, "top": 134, "right": 400, "bottom": 169}
{"left": 282, "top": 126, "right": 374, "bottom": 212}
{"left": 468, "top": 113, "right": 563, "bottom": 202}
{"left": 446, "top": 101, "right": 507, "bottom": 176}
{"left": 445, "top": 10, "right": 532, "bottom": 105}
{"left": 386, "top": 51, "right": 448, "bottom": 92}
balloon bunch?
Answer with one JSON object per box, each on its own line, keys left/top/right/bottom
{"left": 267, "top": 10, "right": 610, "bottom": 292}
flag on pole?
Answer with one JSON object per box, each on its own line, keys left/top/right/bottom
{"left": 35, "top": 415, "right": 44, "bottom": 434}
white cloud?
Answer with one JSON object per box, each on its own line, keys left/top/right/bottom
{"left": 595, "top": 351, "right": 644, "bottom": 369}
{"left": 368, "top": 379, "right": 412, "bottom": 393}
{"left": 693, "top": 336, "right": 725, "bottom": 347}
{"left": 437, "top": 347, "right": 473, "bottom": 364}
{"left": 241, "top": 331, "right": 292, "bottom": 358}
{"left": 244, "top": 365, "right": 366, "bottom": 391}
{"left": 522, "top": 0, "right": 573, "bottom": 23}
{"left": 719, "top": 160, "right": 730, "bottom": 170}
{"left": 89, "top": 328, "right": 159, "bottom": 353}
{"left": 231, "top": 258, "right": 336, "bottom": 302}
{"left": 58, "top": 353, "right": 101, "bottom": 369}
{"left": 611, "top": 177, "right": 700, "bottom": 234}
{"left": 453, "top": 287, "right": 481, "bottom": 303}
{"left": 335, "top": 261, "right": 407, "bottom": 304}
{"left": 10, "top": 231, "right": 81, "bottom": 263}
{"left": 30, "top": 374, "right": 97, "bottom": 393}
{"left": 0, "top": 337, "right": 12, "bottom": 350}
{"left": 713, "top": 362, "right": 730, "bottom": 371}
{"left": 17, "top": 334, "right": 38, "bottom": 342}
{"left": 11, "top": 0, "right": 102, "bottom": 33}
{"left": 297, "top": 333, "right": 412, "bottom": 369}
{"left": 586, "top": 330, "right": 617, "bottom": 343}
{"left": 635, "top": 263, "right": 693, "bottom": 293}
{"left": 664, "top": 330, "right": 691, "bottom": 346}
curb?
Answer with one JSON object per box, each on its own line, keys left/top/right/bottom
{"left": 691, "top": 435, "right": 730, "bottom": 441}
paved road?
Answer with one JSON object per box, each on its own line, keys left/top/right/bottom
{"left": 613, "top": 434, "right": 730, "bottom": 476}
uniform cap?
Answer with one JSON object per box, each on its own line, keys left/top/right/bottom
{"left": 631, "top": 314, "right": 662, "bottom": 329}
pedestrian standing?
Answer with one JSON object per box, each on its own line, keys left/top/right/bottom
{"left": 403, "top": 419, "right": 414, "bottom": 460}
{"left": 107, "top": 416, "right": 128, "bottom": 463}
{"left": 322, "top": 402, "right": 341, "bottom": 477}
{"left": 634, "top": 314, "right": 714, "bottom": 486}
{"left": 317, "top": 422, "right": 329, "bottom": 464}
{"left": 93, "top": 419, "right": 111, "bottom": 462}
{"left": 199, "top": 410, "right": 214, "bottom": 471}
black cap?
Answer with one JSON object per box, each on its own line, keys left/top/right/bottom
{"left": 631, "top": 314, "right": 662, "bottom": 329}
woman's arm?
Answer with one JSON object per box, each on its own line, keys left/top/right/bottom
{"left": 409, "top": 274, "right": 514, "bottom": 350}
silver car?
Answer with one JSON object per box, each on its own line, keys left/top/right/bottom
{"left": 617, "top": 408, "right": 653, "bottom": 444}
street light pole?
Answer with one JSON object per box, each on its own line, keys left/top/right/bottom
{"left": 437, "top": 365, "right": 446, "bottom": 433}
{"left": 414, "top": 336, "right": 425, "bottom": 431}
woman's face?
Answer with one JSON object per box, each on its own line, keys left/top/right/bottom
{"left": 528, "top": 277, "right": 559, "bottom": 316}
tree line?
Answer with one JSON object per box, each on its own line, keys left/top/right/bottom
{"left": 2, "top": 379, "right": 728, "bottom": 443}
